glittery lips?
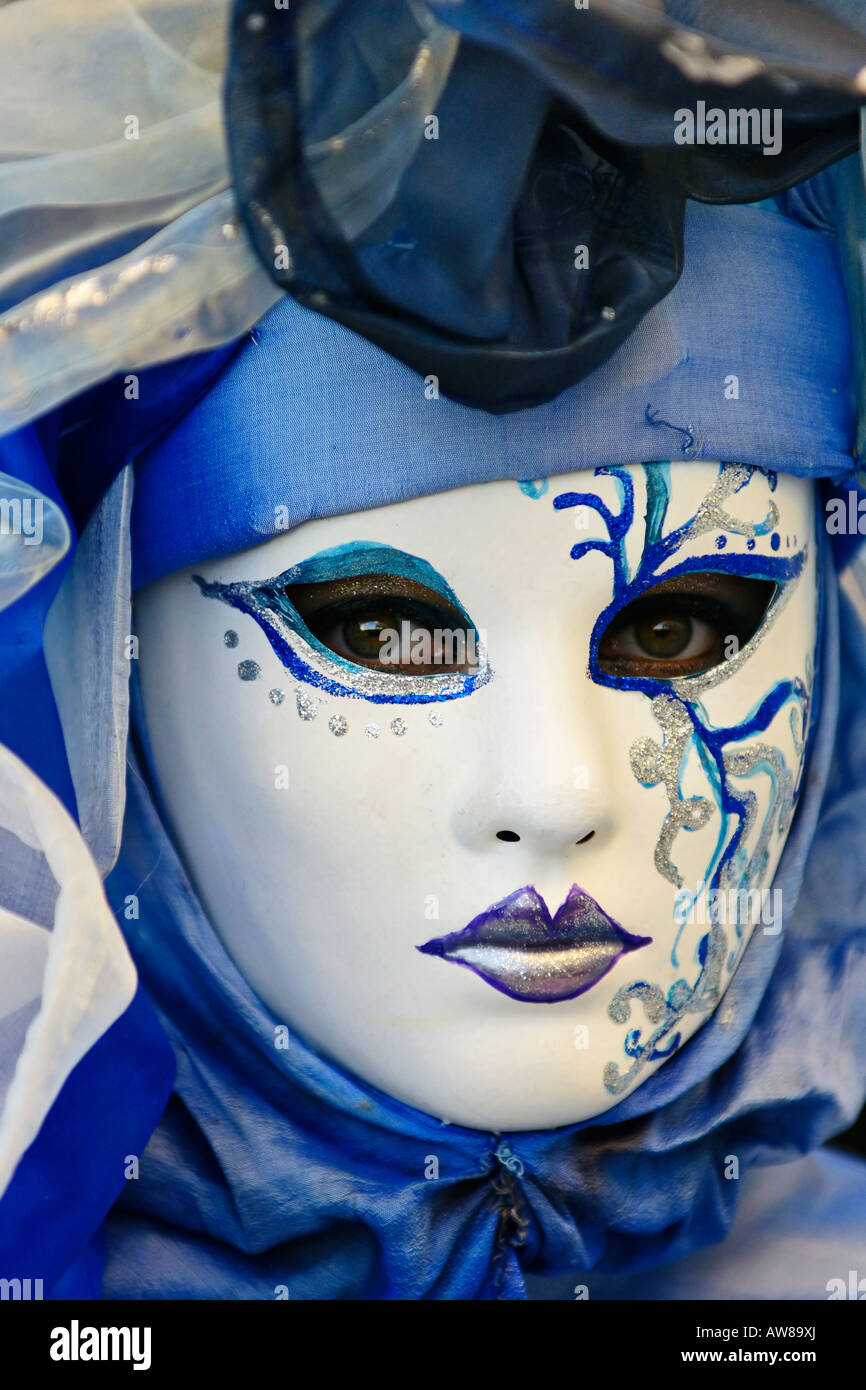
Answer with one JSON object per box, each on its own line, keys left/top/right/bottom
{"left": 418, "top": 885, "right": 651, "bottom": 1003}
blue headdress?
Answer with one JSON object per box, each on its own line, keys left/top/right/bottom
{"left": 2, "top": 2, "right": 866, "bottom": 1301}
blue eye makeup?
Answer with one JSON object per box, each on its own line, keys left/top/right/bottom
{"left": 195, "top": 541, "right": 492, "bottom": 704}
{"left": 590, "top": 555, "right": 801, "bottom": 694}
{"left": 595, "top": 570, "right": 778, "bottom": 682}
{"left": 552, "top": 462, "right": 805, "bottom": 697}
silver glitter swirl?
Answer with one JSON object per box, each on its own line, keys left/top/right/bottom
{"left": 603, "top": 922, "right": 726, "bottom": 1094}
{"left": 723, "top": 741, "right": 794, "bottom": 868}
{"left": 681, "top": 463, "right": 779, "bottom": 545}
{"left": 629, "top": 693, "right": 713, "bottom": 887}
{"left": 789, "top": 704, "right": 804, "bottom": 756}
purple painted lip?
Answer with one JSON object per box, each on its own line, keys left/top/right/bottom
{"left": 418, "top": 885, "right": 651, "bottom": 1004}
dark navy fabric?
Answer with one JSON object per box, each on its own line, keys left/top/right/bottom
{"left": 226, "top": 0, "right": 866, "bottom": 409}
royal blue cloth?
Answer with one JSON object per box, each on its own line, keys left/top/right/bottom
{"left": 0, "top": 988, "right": 175, "bottom": 1299}
{"left": 0, "top": 420, "right": 176, "bottom": 1299}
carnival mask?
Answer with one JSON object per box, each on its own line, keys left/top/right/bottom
{"left": 134, "top": 461, "right": 818, "bottom": 1129}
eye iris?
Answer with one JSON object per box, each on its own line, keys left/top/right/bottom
{"left": 342, "top": 614, "right": 394, "bottom": 660}
{"left": 636, "top": 613, "right": 692, "bottom": 658}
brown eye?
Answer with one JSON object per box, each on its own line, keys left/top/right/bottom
{"left": 633, "top": 612, "right": 697, "bottom": 660}
{"left": 340, "top": 612, "right": 401, "bottom": 662}
{"left": 287, "top": 574, "right": 479, "bottom": 676}
{"left": 597, "top": 572, "right": 775, "bottom": 680}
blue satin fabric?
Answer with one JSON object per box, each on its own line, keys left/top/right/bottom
{"left": 526, "top": 1147, "right": 866, "bottom": 1300}
{"left": 131, "top": 196, "right": 855, "bottom": 592}
{"left": 0, "top": 989, "right": 175, "bottom": 1299}
{"left": 0, "top": 423, "right": 175, "bottom": 1298}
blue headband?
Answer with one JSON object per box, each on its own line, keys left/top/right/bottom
{"left": 131, "top": 196, "right": 855, "bottom": 591}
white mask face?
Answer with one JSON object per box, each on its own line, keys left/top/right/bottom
{"left": 134, "top": 462, "right": 818, "bottom": 1131}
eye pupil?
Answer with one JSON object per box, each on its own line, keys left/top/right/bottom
{"left": 637, "top": 613, "right": 692, "bottom": 658}
{"left": 344, "top": 614, "right": 393, "bottom": 659}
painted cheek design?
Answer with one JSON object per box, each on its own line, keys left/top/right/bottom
{"left": 552, "top": 462, "right": 815, "bottom": 1095}
{"left": 194, "top": 541, "right": 493, "bottom": 706}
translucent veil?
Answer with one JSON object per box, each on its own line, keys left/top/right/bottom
{"left": 0, "top": 0, "right": 275, "bottom": 1199}
{"left": 0, "top": 0, "right": 279, "bottom": 436}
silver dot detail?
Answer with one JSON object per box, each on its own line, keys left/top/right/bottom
{"left": 329, "top": 714, "right": 348, "bottom": 737}
{"left": 365, "top": 723, "right": 381, "bottom": 739}
{"left": 269, "top": 689, "right": 285, "bottom": 706}
{"left": 296, "top": 692, "right": 317, "bottom": 721}
{"left": 238, "top": 660, "right": 260, "bottom": 681}
{"left": 391, "top": 717, "right": 407, "bottom": 736}
{"left": 428, "top": 712, "right": 443, "bottom": 727}
{"left": 224, "top": 630, "right": 239, "bottom": 648}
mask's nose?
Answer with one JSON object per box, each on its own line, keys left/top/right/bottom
{"left": 448, "top": 623, "right": 619, "bottom": 856}
{"left": 494, "top": 827, "right": 597, "bottom": 845}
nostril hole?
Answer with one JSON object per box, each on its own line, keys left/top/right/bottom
{"left": 496, "top": 830, "right": 521, "bottom": 842}
{"left": 576, "top": 831, "right": 595, "bottom": 844}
